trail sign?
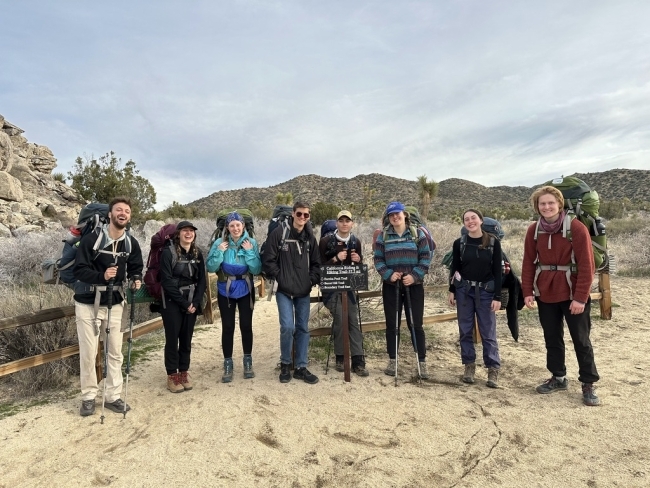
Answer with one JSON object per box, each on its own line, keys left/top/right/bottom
{"left": 320, "top": 264, "right": 368, "bottom": 292}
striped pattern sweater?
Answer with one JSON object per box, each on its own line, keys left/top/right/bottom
{"left": 374, "top": 226, "right": 431, "bottom": 283}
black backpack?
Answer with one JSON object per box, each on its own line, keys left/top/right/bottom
{"left": 42, "top": 203, "right": 132, "bottom": 287}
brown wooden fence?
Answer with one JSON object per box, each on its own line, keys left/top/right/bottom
{"left": 0, "top": 274, "right": 611, "bottom": 378}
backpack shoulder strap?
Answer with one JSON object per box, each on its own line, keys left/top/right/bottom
{"left": 459, "top": 234, "right": 467, "bottom": 261}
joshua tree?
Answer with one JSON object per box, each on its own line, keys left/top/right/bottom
{"left": 417, "top": 175, "right": 438, "bottom": 220}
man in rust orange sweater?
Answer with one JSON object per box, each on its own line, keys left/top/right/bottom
{"left": 521, "top": 186, "right": 600, "bottom": 406}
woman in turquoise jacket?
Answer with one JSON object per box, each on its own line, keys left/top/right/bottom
{"left": 206, "top": 212, "right": 262, "bottom": 383}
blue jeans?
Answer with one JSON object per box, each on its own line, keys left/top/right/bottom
{"left": 276, "top": 292, "right": 311, "bottom": 368}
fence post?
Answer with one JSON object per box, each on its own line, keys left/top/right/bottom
{"left": 205, "top": 273, "right": 214, "bottom": 324}
{"left": 598, "top": 273, "right": 612, "bottom": 320}
{"left": 95, "top": 340, "right": 103, "bottom": 380}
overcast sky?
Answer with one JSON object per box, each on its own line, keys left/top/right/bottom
{"left": 1, "top": 1, "right": 649, "bottom": 208}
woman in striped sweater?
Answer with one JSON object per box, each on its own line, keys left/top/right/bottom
{"left": 374, "top": 201, "right": 432, "bottom": 379}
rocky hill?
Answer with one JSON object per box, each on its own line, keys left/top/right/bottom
{"left": 0, "top": 114, "right": 84, "bottom": 237}
{"left": 189, "top": 169, "right": 650, "bottom": 218}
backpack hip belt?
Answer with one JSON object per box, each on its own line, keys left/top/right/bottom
{"left": 179, "top": 284, "right": 196, "bottom": 307}
{"left": 533, "top": 263, "right": 576, "bottom": 300}
{"left": 89, "top": 283, "right": 126, "bottom": 328}
{"left": 218, "top": 269, "right": 254, "bottom": 308}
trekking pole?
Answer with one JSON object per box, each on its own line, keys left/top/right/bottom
{"left": 394, "top": 281, "right": 400, "bottom": 387}
{"left": 100, "top": 270, "right": 116, "bottom": 425}
{"left": 122, "top": 276, "right": 139, "bottom": 419}
{"left": 404, "top": 285, "right": 422, "bottom": 382}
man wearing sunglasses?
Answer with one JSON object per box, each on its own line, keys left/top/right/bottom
{"left": 262, "top": 202, "right": 321, "bottom": 384}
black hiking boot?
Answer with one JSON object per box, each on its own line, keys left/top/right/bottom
{"left": 279, "top": 363, "right": 292, "bottom": 383}
{"left": 582, "top": 383, "right": 601, "bottom": 406}
{"left": 104, "top": 398, "right": 131, "bottom": 414}
{"left": 294, "top": 367, "right": 319, "bottom": 384}
{"left": 536, "top": 376, "right": 569, "bottom": 394}
{"left": 80, "top": 399, "right": 95, "bottom": 417}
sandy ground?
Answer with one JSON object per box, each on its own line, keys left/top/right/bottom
{"left": 1, "top": 276, "right": 649, "bottom": 488}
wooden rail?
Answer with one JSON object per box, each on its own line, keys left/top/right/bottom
{"left": 0, "top": 274, "right": 611, "bottom": 378}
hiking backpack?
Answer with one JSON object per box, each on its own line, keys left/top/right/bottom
{"left": 538, "top": 176, "right": 609, "bottom": 272}
{"left": 209, "top": 208, "right": 255, "bottom": 248}
{"left": 259, "top": 205, "right": 293, "bottom": 257}
{"left": 320, "top": 219, "right": 358, "bottom": 260}
{"left": 42, "top": 203, "right": 132, "bottom": 287}
{"left": 143, "top": 223, "right": 178, "bottom": 301}
{"left": 371, "top": 205, "right": 436, "bottom": 259}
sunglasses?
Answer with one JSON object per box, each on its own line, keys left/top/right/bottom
{"left": 295, "top": 211, "right": 310, "bottom": 218}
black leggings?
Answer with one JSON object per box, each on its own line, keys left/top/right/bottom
{"left": 217, "top": 293, "right": 254, "bottom": 358}
{"left": 161, "top": 299, "right": 198, "bottom": 375}
{"left": 382, "top": 282, "right": 426, "bottom": 361}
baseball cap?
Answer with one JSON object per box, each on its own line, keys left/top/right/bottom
{"left": 337, "top": 210, "right": 353, "bottom": 220}
{"left": 385, "top": 201, "right": 405, "bottom": 215}
{"left": 176, "top": 220, "right": 197, "bottom": 232}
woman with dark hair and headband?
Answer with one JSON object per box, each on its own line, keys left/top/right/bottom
{"left": 448, "top": 209, "right": 502, "bottom": 388}
{"left": 161, "top": 221, "right": 207, "bottom": 393}
{"left": 207, "top": 212, "right": 262, "bottom": 383}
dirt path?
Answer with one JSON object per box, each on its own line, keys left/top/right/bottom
{"left": 1, "top": 277, "right": 649, "bottom": 487}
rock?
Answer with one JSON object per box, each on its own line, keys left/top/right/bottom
{"left": 0, "top": 114, "right": 84, "bottom": 231}
{"left": 0, "top": 171, "right": 24, "bottom": 202}
{"left": 0, "top": 222, "right": 11, "bottom": 238}
{"left": 13, "top": 224, "right": 41, "bottom": 237}
{"left": 0, "top": 130, "right": 13, "bottom": 172}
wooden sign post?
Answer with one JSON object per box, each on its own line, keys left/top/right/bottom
{"left": 321, "top": 264, "right": 369, "bottom": 382}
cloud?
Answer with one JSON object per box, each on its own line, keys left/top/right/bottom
{"left": 1, "top": 1, "right": 649, "bottom": 208}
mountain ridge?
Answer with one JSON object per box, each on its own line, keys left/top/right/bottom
{"left": 189, "top": 168, "right": 650, "bottom": 217}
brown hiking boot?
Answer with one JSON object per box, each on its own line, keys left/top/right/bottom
{"left": 487, "top": 367, "right": 499, "bottom": 388}
{"left": 167, "top": 373, "right": 184, "bottom": 393}
{"left": 179, "top": 371, "right": 193, "bottom": 390}
{"left": 463, "top": 363, "right": 476, "bottom": 384}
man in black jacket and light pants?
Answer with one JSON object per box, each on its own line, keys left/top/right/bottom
{"left": 73, "top": 197, "right": 143, "bottom": 417}
{"left": 262, "top": 202, "right": 321, "bottom": 384}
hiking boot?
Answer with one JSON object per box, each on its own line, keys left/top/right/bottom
{"left": 487, "top": 367, "right": 499, "bottom": 388}
{"left": 243, "top": 355, "right": 255, "bottom": 379}
{"left": 463, "top": 363, "right": 476, "bottom": 384}
{"left": 582, "top": 383, "right": 601, "bottom": 406}
{"left": 385, "top": 359, "right": 396, "bottom": 376}
{"left": 105, "top": 398, "right": 131, "bottom": 414}
{"left": 279, "top": 363, "right": 292, "bottom": 383}
{"left": 80, "top": 399, "right": 95, "bottom": 417}
{"left": 167, "top": 373, "right": 184, "bottom": 393}
{"left": 294, "top": 367, "right": 319, "bottom": 384}
{"left": 353, "top": 365, "right": 369, "bottom": 377}
{"left": 335, "top": 360, "right": 344, "bottom": 372}
{"left": 179, "top": 371, "right": 193, "bottom": 390}
{"left": 536, "top": 376, "right": 569, "bottom": 394}
{"left": 222, "top": 358, "right": 234, "bottom": 383}
{"left": 416, "top": 362, "right": 430, "bottom": 380}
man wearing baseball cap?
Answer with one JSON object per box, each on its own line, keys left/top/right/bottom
{"left": 319, "top": 210, "right": 368, "bottom": 376}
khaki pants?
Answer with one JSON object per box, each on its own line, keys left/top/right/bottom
{"left": 75, "top": 301, "right": 125, "bottom": 402}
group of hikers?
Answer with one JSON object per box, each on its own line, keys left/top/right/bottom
{"left": 73, "top": 188, "right": 600, "bottom": 418}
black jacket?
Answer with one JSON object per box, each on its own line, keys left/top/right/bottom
{"left": 73, "top": 228, "right": 144, "bottom": 306}
{"left": 160, "top": 245, "right": 207, "bottom": 313}
{"left": 262, "top": 219, "right": 320, "bottom": 298}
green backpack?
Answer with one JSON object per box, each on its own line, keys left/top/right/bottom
{"left": 541, "top": 176, "right": 608, "bottom": 272}
{"left": 210, "top": 208, "right": 255, "bottom": 247}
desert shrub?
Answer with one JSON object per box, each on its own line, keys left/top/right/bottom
{"left": 604, "top": 215, "right": 650, "bottom": 238}
{"left": 0, "top": 231, "right": 64, "bottom": 286}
